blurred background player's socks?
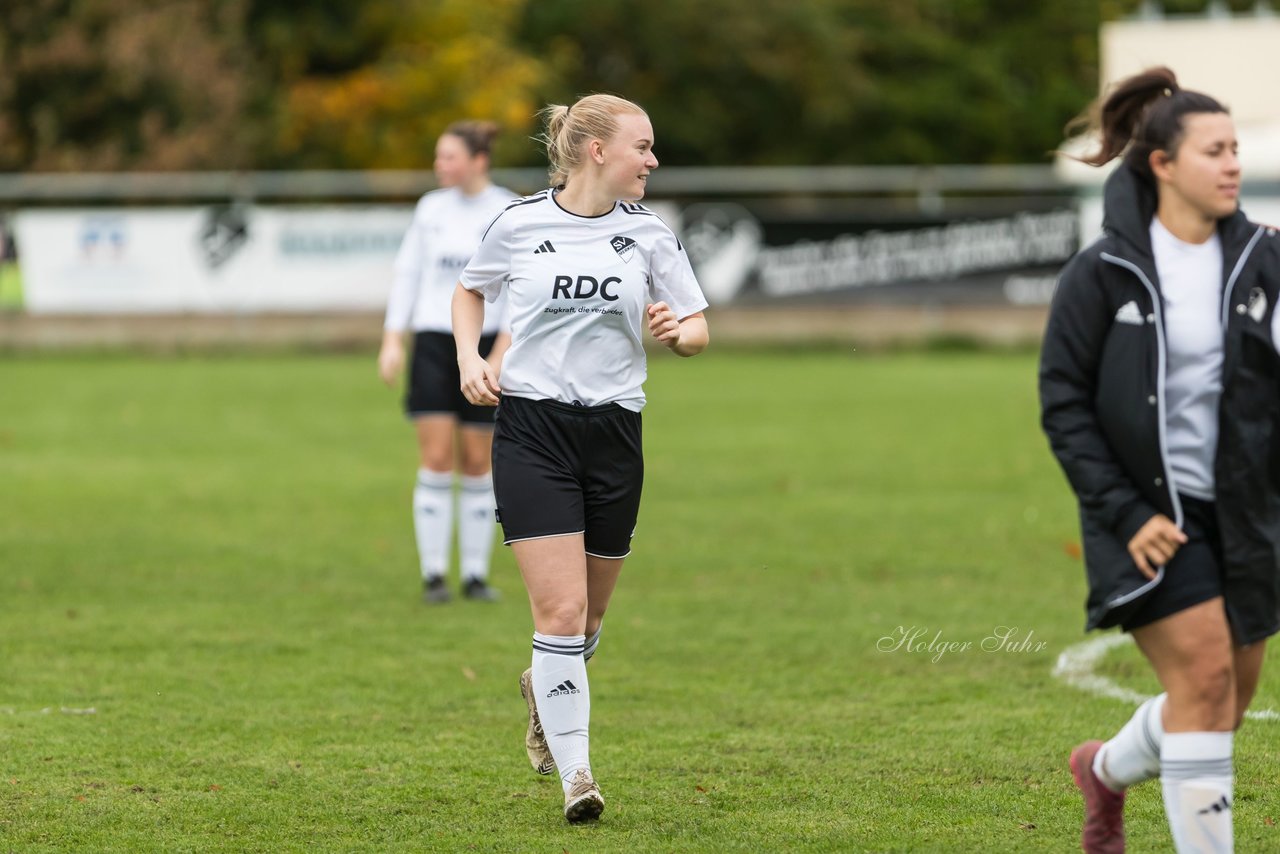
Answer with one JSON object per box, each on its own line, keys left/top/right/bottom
{"left": 531, "top": 632, "right": 591, "bottom": 794}
{"left": 458, "top": 473, "right": 495, "bottom": 583}
{"left": 1095, "top": 693, "right": 1166, "bottom": 790}
{"left": 413, "top": 468, "right": 453, "bottom": 581}
{"left": 1160, "top": 731, "right": 1233, "bottom": 854}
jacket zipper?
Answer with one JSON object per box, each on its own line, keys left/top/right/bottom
{"left": 1100, "top": 252, "right": 1183, "bottom": 531}
{"left": 1220, "top": 226, "right": 1266, "bottom": 330}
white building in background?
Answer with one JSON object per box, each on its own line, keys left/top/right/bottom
{"left": 1057, "top": 4, "right": 1280, "bottom": 240}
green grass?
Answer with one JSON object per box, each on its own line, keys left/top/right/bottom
{"left": 0, "top": 263, "right": 21, "bottom": 310}
{"left": 1, "top": 351, "right": 1276, "bottom": 852}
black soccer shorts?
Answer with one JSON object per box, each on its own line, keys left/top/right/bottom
{"left": 405, "top": 331, "right": 497, "bottom": 425}
{"left": 491, "top": 395, "right": 643, "bottom": 559}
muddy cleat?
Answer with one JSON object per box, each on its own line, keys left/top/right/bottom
{"left": 520, "top": 668, "right": 555, "bottom": 775}
{"left": 1069, "top": 740, "right": 1126, "bottom": 854}
{"left": 423, "top": 576, "right": 451, "bottom": 604}
{"left": 462, "top": 577, "right": 500, "bottom": 601}
{"left": 563, "top": 768, "right": 604, "bottom": 823}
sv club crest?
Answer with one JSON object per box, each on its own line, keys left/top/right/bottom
{"left": 610, "top": 235, "right": 637, "bottom": 263}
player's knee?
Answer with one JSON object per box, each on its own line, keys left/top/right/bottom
{"left": 420, "top": 450, "right": 453, "bottom": 471}
{"left": 1177, "top": 657, "right": 1235, "bottom": 729}
{"left": 458, "top": 456, "right": 490, "bottom": 478}
{"left": 538, "top": 600, "right": 588, "bottom": 637}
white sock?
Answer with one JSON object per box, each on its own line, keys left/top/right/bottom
{"left": 1095, "top": 693, "right": 1166, "bottom": 791}
{"left": 584, "top": 625, "right": 602, "bottom": 662}
{"left": 531, "top": 632, "right": 590, "bottom": 795}
{"left": 1160, "top": 731, "right": 1233, "bottom": 854}
{"left": 458, "top": 474, "right": 495, "bottom": 582}
{"left": 413, "top": 469, "right": 453, "bottom": 580}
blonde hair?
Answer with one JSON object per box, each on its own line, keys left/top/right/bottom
{"left": 539, "top": 94, "right": 648, "bottom": 188}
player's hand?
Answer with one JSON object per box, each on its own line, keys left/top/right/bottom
{"left": 459, "top": 353, "right": 500, "bottom": 406}
{"left": 1127, "top": 514, "right": 1187, "bottom": 579}
{"left": 647, "top": 302, "right": 681, "bottom": 349}
{"left": 378, "top": 338, "right": 404, "bottom": 387}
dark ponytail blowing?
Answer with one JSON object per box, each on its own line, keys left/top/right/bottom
{"left": 1073, "top": 66, "right": 1228, "bottom": 181}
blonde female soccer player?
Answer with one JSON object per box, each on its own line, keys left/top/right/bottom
{"left": 379, "top": 121, "right": 514, "bottom": 604}
{"left": 1041, "top": 67, "right": 1280, "bottom": 853}
{"left": 452, "top": 94, "right": 709, "bottom": 822}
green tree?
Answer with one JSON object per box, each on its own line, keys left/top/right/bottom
{"left": 252, "top": 0, "right": 547, "bottom": 169}
{"left": 0, "top": 0, "right": 258, "bottom": 170}
{"left": 517, "top": 0, "right": 1104, "bottom": 166}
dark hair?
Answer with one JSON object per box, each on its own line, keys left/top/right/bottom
{"left": 442, "top": 120, "right": 500, "bottom": 158}
{"left": 1071, "top": 66, "right": 1228, "bottom": 180}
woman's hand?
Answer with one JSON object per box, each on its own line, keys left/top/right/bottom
{"left": 459, "top": 352, "right": 501, "bottom": 406}
{"left": 378, "top": 332, "right": 405, "bottom": 387}
{"left": 1127, "top": 513, "right": 1188, "bottom": 579}
{"left": 647, "top": 301, "right": 681, "bottom": 349}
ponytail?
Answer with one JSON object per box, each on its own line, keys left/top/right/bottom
{"left": 1069, "top": 66, "right": 1227, "bottom": 180}
{"left": 538, "top": 94, "right": 647, "bottom": 189}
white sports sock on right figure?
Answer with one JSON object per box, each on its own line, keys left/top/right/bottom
{"left": 458, "top": 473, "right": 496, "bottom": 582}
{"left": 531, "top": 632, "right": 590, "bottom": 795}
{"left": 1160, "top": 731, "right": 1233, "bottom": 854}
{"left": 1095, "top": 693, "right": 1166, "bottom": 791}
{"left": 413, "top": 468, "right": 453, "bottom": 579}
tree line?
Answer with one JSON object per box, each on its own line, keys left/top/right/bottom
{"left": 0, "top": 0, "right": 1268, "bottom": 172}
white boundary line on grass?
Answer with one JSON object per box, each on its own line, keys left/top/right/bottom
{"left": 1053, "top": 634, "right": 1280, "bottom": 722}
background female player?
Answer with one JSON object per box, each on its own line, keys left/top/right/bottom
{"left": 379, "top": 120, "right": 514, "bottom": 604}
{"left": 452, "top": 94, "right": 709, "bottom": 823}
{"left": 1041, "top": 67, "right": 1280, "bottom": 854}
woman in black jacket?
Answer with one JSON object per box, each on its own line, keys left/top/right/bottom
{"left": 1041, "top": 67, "right": 1280, "bottom": 854}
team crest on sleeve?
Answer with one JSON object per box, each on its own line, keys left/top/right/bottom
{"left": 610, "top": 236, "right": 637, "bottom": 263}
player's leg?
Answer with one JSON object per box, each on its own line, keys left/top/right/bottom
{"left": 580, "top": 402, "right": 643, "bottom": 668}
{"left": 412, "top": 415, "right": 456, "bottom": 603}
{"left": 583, "top": 556, "right": 623, "bottom": 661}
{"left": 405, "top": 331, "right": 467, "bottom": 603}
{"left": 1230, "top": 639, "right": 1266, "bottom": 731}
{"left": 457, "top": 424, "right": 498, "bottom": 600}
{"left": 1071, "top": 498, "right": 1227, "bottom": 853}
{"left": 494, "top": 396, "right": 600, "bottom": 817}
{"left": 513, "top": 534, "right": 602, "bottom": 821}
{"left": 453, "top": 332, "right": 499, "bottom": 600}
{"left": 1134, "top": 598, "right": 1236, "bottom": 854}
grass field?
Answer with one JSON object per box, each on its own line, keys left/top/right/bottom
{"left": 2, "top": 349, "right": 1277, "bottom": 852}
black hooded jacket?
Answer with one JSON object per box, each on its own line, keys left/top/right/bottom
{"left": 1039, "top": 165, "right": 1280, "bottom": 644}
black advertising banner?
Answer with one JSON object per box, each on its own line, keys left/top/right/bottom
{"left": 680, "top": 202, "right": 1077, "bottom": 308}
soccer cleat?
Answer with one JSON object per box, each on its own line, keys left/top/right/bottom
{"left": 562, "top": 768, "right": 604, "bottom": 823}
{"left": 423, "top": 576, "right": 451, "bottom": 604}
{"left": 462, "top": 577, "right": 500, "bottom": 601}
{"left": 1069, "top": 740, "right": 1126, "bottom": 854}
{"left": 520, "top": 668, "right": 555, "bottom": 776}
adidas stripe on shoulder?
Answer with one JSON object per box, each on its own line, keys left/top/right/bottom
{"left": 619, "top": 201, "right": 658, "bottom": 217}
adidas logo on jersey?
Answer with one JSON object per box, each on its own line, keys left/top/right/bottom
{"left": 1114, "top": 300, "right": 1144, "bottom": 326}
{"left": 546, "top": 680, "right": 581, "bottom": 697}
{"left": 610, "top": 235, "right": 637, "bottom": 263}
{"left": 533, "top": 240, "right": 557, "bottom": 254}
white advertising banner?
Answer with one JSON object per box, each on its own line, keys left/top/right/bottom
{"left": 15, "top": 205, "right": 413, "bottom": 314}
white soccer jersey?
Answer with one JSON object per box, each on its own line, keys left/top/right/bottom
{"left": 384, "top": 184, "right": 515, "bottom": 334}
{"left": 460, "top": 189, "right": 708, "bottom": 411}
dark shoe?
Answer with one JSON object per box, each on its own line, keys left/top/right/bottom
{"left": 462, "top": 577, "right": 500, "bottom": 601}
{"left": 1070, "top": 740, "right": 1126, "bottom": 854}
{"left": 423, "top": 576, "right": 451, "bottom": 604}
